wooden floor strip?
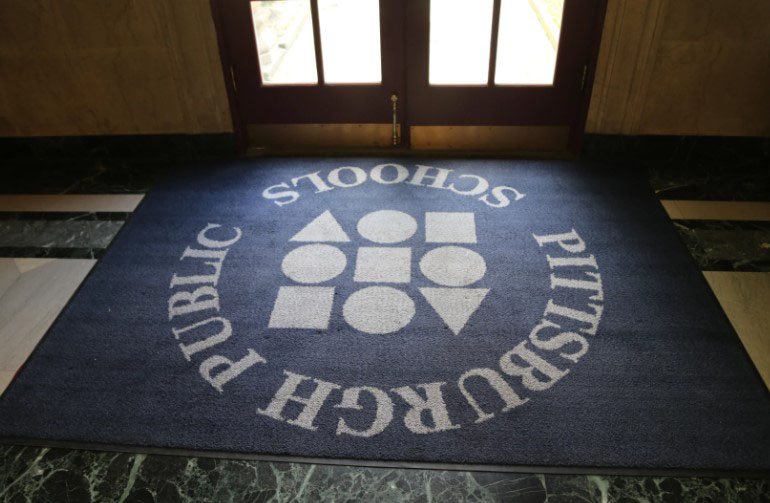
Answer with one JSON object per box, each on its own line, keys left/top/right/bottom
{"left": 661, "top": 200, "right": 770, "bottom": 221}
{"left": 0, "top": 194, "right": 144, "bottom": 213}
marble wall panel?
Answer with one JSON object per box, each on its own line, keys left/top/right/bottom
{"left": 55, "top": 0, "right": 165, "bottom": 50}
{"left": 586, "top": 0, "right": 770, "bottom": 136}
{"left": 158, "top": 1, "right": 234, "bottom": 134}
{"left": 637, "top": 41, "right": 719, "bottom": 135}
{"left": 72, "top": 50, "right": 187, "bottom": 134}
{"left": 696, "top": 42, "right": 770, "bottom": 136}
{"left": 639, "top": 39, "right": 770, "bottom": 136}
{"left": 0, "top": 0, "right": 62, "bottom": 54}
{"left": 0, "top": 0, "right": 231, "bottom": 136}
{"left": 0, "top": 54, "right": 83, "bottom": 136}
{"left": 662, "top": 0, "right": 770, "bottom": 43}
{"left": 586, "top": 0, "right": 668, "bottom": 134}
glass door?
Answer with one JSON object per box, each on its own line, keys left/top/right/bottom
{"left": 216, "top": 0, "right": 604, "bottom": 151}
{"left": 218, "top": 0, "right": 406, "bottom": 149}
{"left": 406, "top": 0, "right": 604, "bottom": 150}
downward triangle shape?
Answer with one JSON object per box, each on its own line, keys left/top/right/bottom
{"left": 419, "top": 288, "right": 489, "bottom": 335}
{"left": 290, "top": 210, "right": 350, "bottom": 242}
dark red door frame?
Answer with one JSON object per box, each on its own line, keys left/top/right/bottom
{"left": 210, "top": 0, "right": 607, "bottom": 153}
{"left": 210, "top": 0, "right": 248, "bottom": 150}
{"left": 568, "top": 0, "right": 608, "bottom": 152}
{"left": 215, "top": 0, "right": 406, "bottom": 126}
{"left": 406, "top": 0, "right": 603, "bottom": 126}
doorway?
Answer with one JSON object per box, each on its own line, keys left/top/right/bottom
{"left": 214, "top": 0, "right": 606, "bottom": 152}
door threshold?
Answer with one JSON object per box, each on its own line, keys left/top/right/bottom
{"left": 244, "top": 147, "right": 577, "bottom": 160}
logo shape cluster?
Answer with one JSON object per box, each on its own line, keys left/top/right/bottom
{"left": 268, "top": 209, "right": 490, "bottom": 335}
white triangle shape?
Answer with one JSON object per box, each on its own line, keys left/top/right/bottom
{"left": 290, "top": 210, "right": 350, "bottom": 242}
{"left": 420, "top": 288, "right": 489, "bottom": 335}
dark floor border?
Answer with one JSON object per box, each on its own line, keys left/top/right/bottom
{"left": 0, "top": 133, "right": 237, "bottom": 161}
{"left": 700, "top": 261, "right": 770, "bottom": 273}
{"left": 583, "top": 134, "right": 770, "bottom": 201}
{"left": 0, "top": 247, "right": 105, "bottom": 259}
{"left": 582, "top": 134, "right": 770, "bottom": 162}
{"left": 2, "top": 133, "right": 766, "bottom": 162}
{"left": 2, "top": 134, "right": 768, "bottom": 203}
{"left": 0, "top": 212, "right": 131, "bottom": 221}
{"left": 1, "top": 437, "right": 768, "bottom": 480}
{"left": 671, "top": 219, "right": 770, "bottom": 231}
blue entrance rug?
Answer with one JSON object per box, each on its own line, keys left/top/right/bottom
{"left": 1, "top": 158, "right": 769, "bottom": 474}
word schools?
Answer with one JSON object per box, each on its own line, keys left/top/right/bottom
{"left": 262, "top": 163, "right": 526, "bottom": 209}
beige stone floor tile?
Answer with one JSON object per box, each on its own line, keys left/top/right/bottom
{"left": 0, "top": 370, "right": 15, "bottom": 397}
{"left": 0, "top": 194, "right": 144, "bottom": 212}
{"left": 703, "top": 271, "right": 770, "bottom": 389}
{"left": 663, "top": 200, "right": 770, "bottom": 221}
{"left": 659, "top": 200, "right": 683, "bottom": 219}
{"left": 0, "top": 258, "right": 95, "bottom": 372}
{"left": 0, "top": 258, "right": 20, "bottom": 298}
{"left": 13, "top": 258, "right": 56, "bottom": 274}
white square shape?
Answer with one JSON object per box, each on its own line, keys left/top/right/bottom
{"left": 425, "top": 212, "right": 477, "bottom": 243}
{"left": 268, "top": 286, "right": 335, "bottom": 329}
{"left": 353, "top": 247, "right": 411, "bottom": 283}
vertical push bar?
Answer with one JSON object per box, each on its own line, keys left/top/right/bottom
{"left": 391, "top": 94, "right": 399, "bottom": 146}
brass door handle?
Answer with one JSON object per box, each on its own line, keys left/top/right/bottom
{"left": 391, "top": 94, "right": 400, "bottom": 146}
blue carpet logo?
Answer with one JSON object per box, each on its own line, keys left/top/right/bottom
{"left": 268, "top": 209, "right": 489, "bottom": 336}
{"left": 164, "top": 163, "right": 606, "bottom": 439}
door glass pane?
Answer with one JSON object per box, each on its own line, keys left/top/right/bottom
{"left": 318, "top": 0, "right": 382, "bottom": 84}
{"left": 251, "top": 0, "right": 318, "bottom": 85}
{"left": 429, "top": 0, "right": 494, "bottom": 85}
{"left": 495, "top": 0, "right": 564, "bottom": 85}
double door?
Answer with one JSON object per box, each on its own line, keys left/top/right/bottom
{"left": 216, "top": 0, "right": 605, "bottom": 151}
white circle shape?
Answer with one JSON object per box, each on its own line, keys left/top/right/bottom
{"left": 343, "top": 286, "right": 415, "bottom": 334}
{"left": 357, "top": 210, "right": 417, "bottom": 244}
{"left": 281, "top": 244, "right": 346, "bottom": 284}
{"left": 420, "top": 246, "right": 486, "bottom": 286}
